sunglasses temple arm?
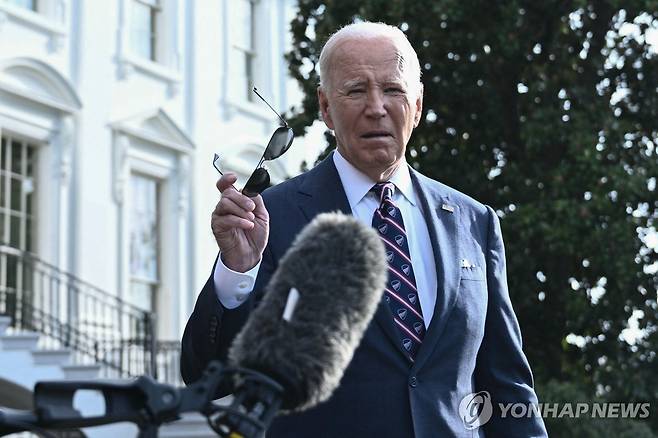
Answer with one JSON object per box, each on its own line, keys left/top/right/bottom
{"left": 252, "top": 87, "right": 288, "bottom": 127}
{"left": 213, "top": 163, "right": 242, "bottom": 192}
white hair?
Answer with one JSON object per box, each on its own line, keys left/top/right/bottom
{"left": 318, "top": 21, "right": 422, "bottom": 96}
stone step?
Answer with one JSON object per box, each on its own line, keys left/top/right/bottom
{"left": 32, "top": 348, "right": 72, "bottom": 366}
{"left": 0, "top": 331, "right": 40, "bottom": 351}
{"left": 0, "top": 316, "right": 10, "bottom": 336}
{"left": 61, "top": 363, "right": 102, "bottom": 380}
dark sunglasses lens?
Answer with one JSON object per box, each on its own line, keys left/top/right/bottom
{"left": 263, "top": 127, "right": 294, "bottom": 160}
{"left": 243, "top": 167, "right": 270, "bottom": 197}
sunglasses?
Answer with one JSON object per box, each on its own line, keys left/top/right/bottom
{"left": 213, "top": 88, "right": 294, "bottom": 197}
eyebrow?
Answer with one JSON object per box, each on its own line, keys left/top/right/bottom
{"left": 341, "top": 78, "right": 407, "bottom": 89}
{"left": 343, "top": 79, "right": 366, "bottom": 88}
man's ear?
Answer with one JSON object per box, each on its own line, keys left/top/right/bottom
{"left": 413, "top": 83, "right": 424, "bottom": 128}
{"left": 318, "top": 87, "right": 335, "bottom": 130}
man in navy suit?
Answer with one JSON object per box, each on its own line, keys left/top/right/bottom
{"left": 181, "top": 21, "right": 548, "bottom": 437}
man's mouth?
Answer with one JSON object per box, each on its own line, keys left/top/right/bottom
{"left": 361, "top": 131, "right": 393, "bottom": 139}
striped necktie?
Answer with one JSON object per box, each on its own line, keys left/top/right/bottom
{"left": 371, "top": 182, "right": 425, "bottom": 361}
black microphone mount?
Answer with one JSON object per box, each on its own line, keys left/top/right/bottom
{"left": 0, "top": 361, "right": 283, "bottom": 438}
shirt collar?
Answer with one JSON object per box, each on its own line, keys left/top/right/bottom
{"left": 332, "top": 149, "right": 417, "bottom": 209}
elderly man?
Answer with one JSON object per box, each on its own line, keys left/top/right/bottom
{"left": 181, "top": 21, "right": 547, "bottom": 437}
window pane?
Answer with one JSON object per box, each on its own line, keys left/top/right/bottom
{"left": 245, "top": 53, "right": 254, "bottom": 97}
{"left": 0, "top": 174, "right": 5, "bottom": 209}
{"left": 25, "top": 216, "right": 32, "bottom": 252}
{"left": 129, "top": 174, "right": 159, "bottom": 312}
{"left": 129, "top": 280, "right": 154, "bottom": 312}
{"left": 1, "top": 137, "right": 6, "bottom": 171}
{"left": 11, "top": 140, "right": 22, "bottom": 174}
{"left": 230, "top": 48, "right": 249, "bottom": 100}
{"left": 231, "top": 0, "right": 256, "bottom": 101}
{"left": 10, "top": 177, "right": 21, "bottom": 212}
{"left": 129, "top": 175, "right": 158, "bottom": 282}
{"left": 26, "top": 146, "right": 36, "bottom": 177}
{"left": 9, "top": 214, "right": 20, "bottom": 248}
{"left": 25, "top": 180, "right": 33, "bottom": 215}
{"left": 0, "top": 212, "right": 5, "bottom": 245}
{"left": 6, "top": 255, "right": 17, "bottom": 289}
{"left": 233, "top": 0, "right": 254, "bottom": 50}
{"left": 7, "top": 0, "right": 37, "bottom": 11}
{"left": 131, "top": 1, "right": 154, "bottom": 60}
{"left": 0, "top": 137, "right": 36, "bottom": 252}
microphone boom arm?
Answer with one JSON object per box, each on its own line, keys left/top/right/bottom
{"left": 0, "top": 361, "right": 283, "bottom": 438}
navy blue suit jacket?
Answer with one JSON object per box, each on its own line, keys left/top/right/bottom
{"left": 181, "top": 153, "right": 548, "bottom": 437}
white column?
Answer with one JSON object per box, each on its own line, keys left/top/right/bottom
{"left": 114, "top": 134, "right": 130, "bottom": 305}
{"left": 56, "top": 115, "right": 74, "bottom": 271}
{"left": 51, "top": 115, "right": 74, "bottom": 322}
{"left": 113, "top": 134, "right": 130, "bottom": 204}
{"left": 176, "top": 154, "right": 190, "bottom": 337}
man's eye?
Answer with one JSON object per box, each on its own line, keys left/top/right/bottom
{"left": 385, "top": 87, "right": 405, "bottom": 94}
{"left": 348, "top": 89, "right": 365, "bottom": 95}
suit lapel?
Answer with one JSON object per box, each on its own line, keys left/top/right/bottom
{"left": 296, "top": 153, "right": 352, "bottom": 220}
{"left": 409, "top": 169, "right": 461, "bottom": 372}
{"left": 296, "top": 153, "right": 407, "bottom": 355}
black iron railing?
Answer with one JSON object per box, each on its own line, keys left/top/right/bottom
{"left": 0, "top": 244, "right": 181, "bottom": 383}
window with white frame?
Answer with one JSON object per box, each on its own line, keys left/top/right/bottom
{"left": 0, "top": 134, "right": 37, "bottom": 252}
{"left": 130, "top": 0, "right": 161, "bottom": 62}
{"left": 230, "top": 0, "right": 257, "bottom": 102}
{"left": 128, "top": 173, "right": 160, "bottom": 312}
{"left": 5, "top": 0, "right": 37, "bottom": 11}
{"left": 0, "top": 0, "right": 67, "bottom": 49}
{"left": 0, "top": 134, "right": 37, "bottom": 313}
{"left": 2, "top": 0, "right": 59, "bottom": 18}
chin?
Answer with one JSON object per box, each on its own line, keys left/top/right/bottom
{"left": 361, "top": 152, "right": 400, "bottom": 173}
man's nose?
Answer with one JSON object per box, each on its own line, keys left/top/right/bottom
{"left": 364, "top": 90, "right": 386, "bottom": 118}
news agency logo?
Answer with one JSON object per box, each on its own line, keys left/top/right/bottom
{"left": 458, "top": 392, "right": 652, "bottom": 430}
{"left": 459, "top": 391, "right": 493, "bottom": 430}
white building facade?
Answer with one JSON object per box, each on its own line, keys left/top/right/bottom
{"left": 0, "top": 0, "right": 322, "bottom": 415}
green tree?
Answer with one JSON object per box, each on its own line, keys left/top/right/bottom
{"left": 286, "top": 0, "right": 658, "bottom": 433}
{"left": 537, "top": 380, "right": 655, "bottom": 437}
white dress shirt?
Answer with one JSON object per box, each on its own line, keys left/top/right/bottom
{"left": 214, "top": 150, "right": 438, "bottom": 327}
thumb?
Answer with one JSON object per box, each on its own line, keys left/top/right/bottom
{"left": 217, "top": 173, "right": 238, "bottom": 192}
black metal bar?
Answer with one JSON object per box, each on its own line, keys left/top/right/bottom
{"left": 0, "top": 244, "right": 181, "bottom": 383}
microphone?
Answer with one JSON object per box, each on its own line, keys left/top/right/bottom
{"left": 228, "top": 212, "right": 388, "bottom": 413}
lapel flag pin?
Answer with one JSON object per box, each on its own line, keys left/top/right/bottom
{"left": 441, "top": 204, "right": 455, "bottom": 213}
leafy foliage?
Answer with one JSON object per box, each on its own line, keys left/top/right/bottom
{"left": 537, "top": 380, "right": 656, "bottom": 437}
{"left": 286, "top": 0, "right": 658, "bottom": 433}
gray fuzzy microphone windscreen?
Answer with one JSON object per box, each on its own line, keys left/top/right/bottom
{"left": 228, "top": 212, "right": 388, "bottom": 413}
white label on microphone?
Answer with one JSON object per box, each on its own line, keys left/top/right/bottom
{"left": 282, "top": 287, "right": 300, "bottom": 322}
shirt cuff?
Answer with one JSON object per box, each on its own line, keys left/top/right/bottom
{"left": 213, "top": 253, "right": 261, "bottom": 309}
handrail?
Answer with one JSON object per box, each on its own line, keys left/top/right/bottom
{"left": 0, "top": 244, "right": 181, "bottom": 382}
{"left": 0, "top": 245, "right": 148, "bottom": 316}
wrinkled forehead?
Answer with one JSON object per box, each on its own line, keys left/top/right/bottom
{"left": 328, "top": 37, "right": 415, "bottom": 85}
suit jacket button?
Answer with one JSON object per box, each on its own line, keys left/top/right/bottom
{"left": 210, "top": 316, "right": 218, "bottom": 343}
{"left": 409, "top": 376, "right": 418, "bottom": 388}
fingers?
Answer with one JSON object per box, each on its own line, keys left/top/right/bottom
{"left": 212, "top": 211, "right": 255, "bottom": 232}
{"left": 216, "top": 173, "right": 238, "bottom": 192}
{"left": 213, "top": 173, "right": 260, "bottom": 233}
{"left": 216, "top": 174, "right": 257, "bottom": 212}
{"left": 215, "top": 195, "right": 255, "bottom": 222}
{"left": 251, "top": 192, "right": 267, "bottom": 216}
